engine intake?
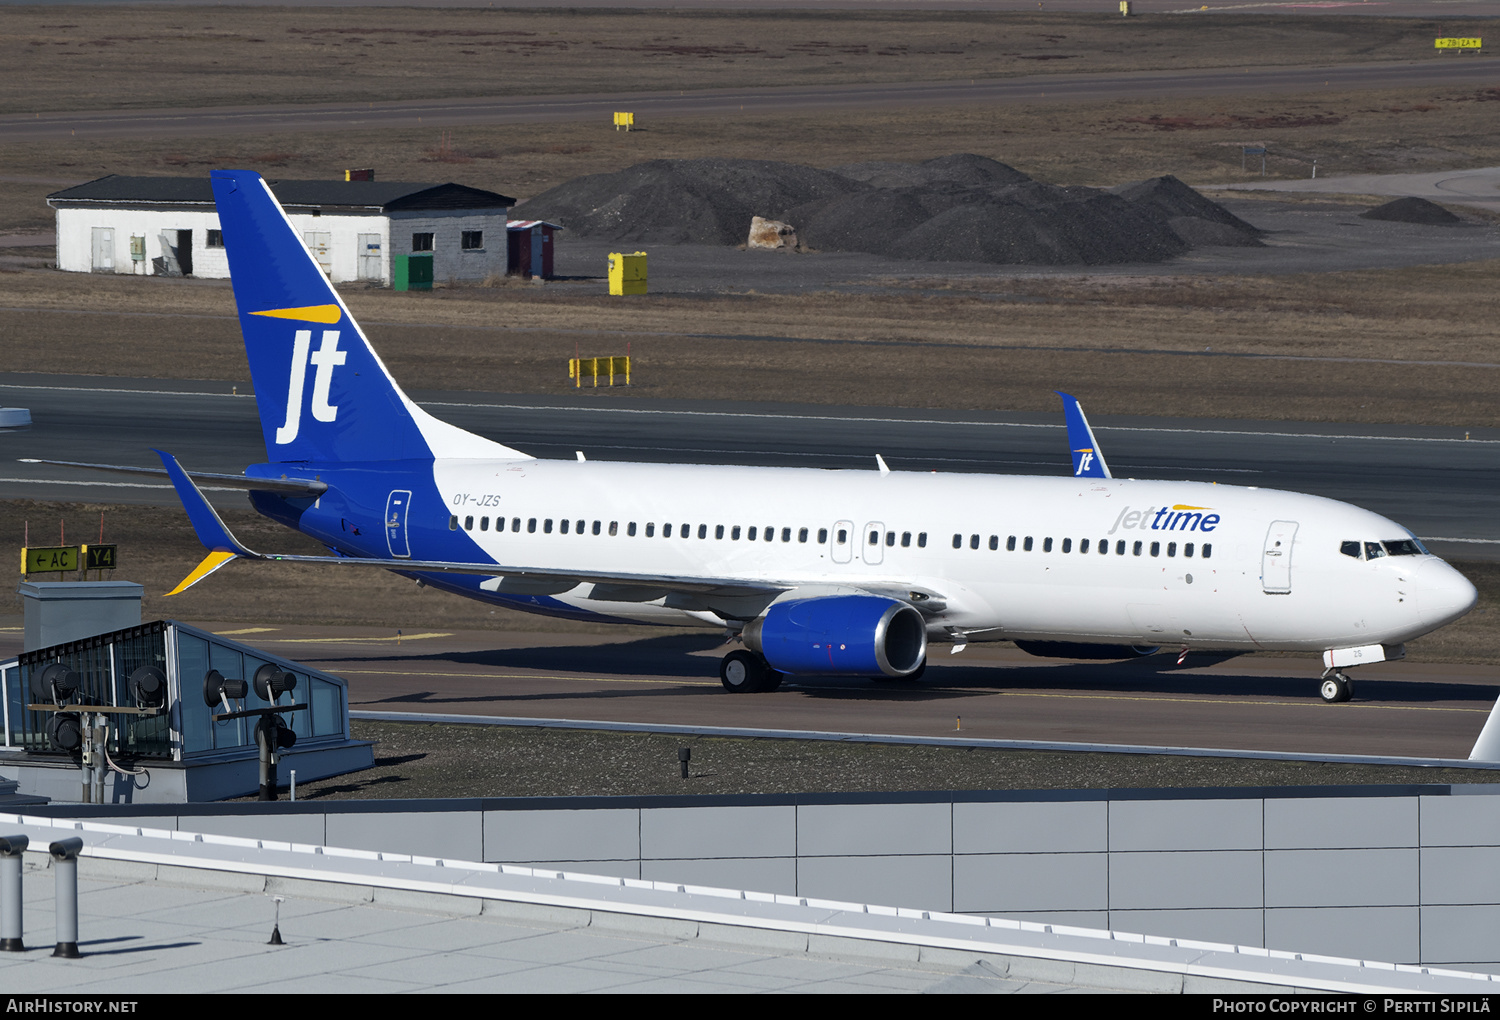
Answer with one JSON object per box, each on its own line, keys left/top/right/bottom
{"left": 742, "top": 595, "right": 927, "bottom": 677}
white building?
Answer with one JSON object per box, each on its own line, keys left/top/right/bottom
{"left": 48, "top": 176, "right": 516, "bottom": 286}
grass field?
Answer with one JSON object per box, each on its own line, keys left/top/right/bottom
{"left": 5, "top": 252, "right": 1500, "bottom": 427}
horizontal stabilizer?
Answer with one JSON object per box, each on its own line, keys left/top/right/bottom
{"left": 20, "top": 458, "right": 326, "bottom": 496}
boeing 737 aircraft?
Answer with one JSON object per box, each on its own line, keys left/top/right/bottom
{"left": 64, "top": 169, "right": 1482, "bottom": 704}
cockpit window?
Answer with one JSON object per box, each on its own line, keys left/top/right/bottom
{"left": 1364, "top": 542, "right": 1386, "bottom": 560}
{"left": 1340, "top": 541, "right": 1362, "bottom": 559}
{"left": 1382, "top": 539, "right": 1424, "bottom": 557}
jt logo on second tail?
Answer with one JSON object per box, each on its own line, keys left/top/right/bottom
{"left": 276, "top": 329, "right": 347, "bottom": 445}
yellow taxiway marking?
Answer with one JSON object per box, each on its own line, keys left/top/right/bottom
{"left": 335, "top": 668, "right": 716, "bottom": 687}
{"left": 253, "top": 632, "right": 453, "bottom": 644}
{"left": 993, "top": 690, "right": 1490, "bottom": 714}
{"left": 213, "top": 627, "right": 280, "bottom": 636}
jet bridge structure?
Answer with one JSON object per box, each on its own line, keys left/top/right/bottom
{"left": 0, "top": 620, "right": 373, "bottom": 803}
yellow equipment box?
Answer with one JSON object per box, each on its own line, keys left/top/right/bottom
{"left": 608, "top": 251, "right": 647, "bottom": 296}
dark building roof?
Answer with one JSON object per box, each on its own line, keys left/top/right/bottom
{"left": 47, "top": 175, "right": 515, "bottom": 212}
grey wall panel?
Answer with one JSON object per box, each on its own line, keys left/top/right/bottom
{"left": 1109, "top": 799, "right": 1262, "bottom": 852}
{"left": 953, "top": 800, "right": 1107, "bottom": 854}
{"left": 1420, "top": 905, "right": 1500, "bottom": 964}
{"left": 1421, "top": 846, "right": 1500, "bottom": 905}
{"left": 1265, "top": 849, "right": 1419, "bottom": 908}
{"left": 1264, "top": 797, "right": 1417, "bottom": 850}
{"left": 179, "top": 813, "right": 327, "bottom": 846}
{"left": 952, "top": 852, "right": 1106, "bottom": 913}
{"left": 641, "top": 805, "right": 795, "bottom": 861}
{"left": 1109, "top": 851, "right": 1264, "bottom": 910}
{"left": 326, "top": 811, "right": 481, "bottom": 860}
{"left": 1265, "top": 906, "right": 1421, "bottom": 964}
{"left": 798, "top": 855, "right": 952, "bottom": 912}
{"left": 521, "top": 859, "right": 641, "bottom": 881}
{"left": 642, "top": 857, "right": 797, "bottom": 897}
{"left": 797, "top": 802, "right": 951, "bottom": 857}
{"left": 483, "top": 808, "right": 639, "bottom": 864}
{"left": 995, "top": 909, "right": 1110, "bottom": 930}
{"left": 1109, "top": 908, "right": 1265, "bottom": 949}
{"left": 1421, "top": 792, "right": 1500, "bottom": 848}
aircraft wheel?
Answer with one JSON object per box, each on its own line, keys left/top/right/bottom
{"left": 1319, "top": 673, "right": 1353, "bottom": 704}
{"left": 721, "top": 650, "right": 770, "bottom": 693}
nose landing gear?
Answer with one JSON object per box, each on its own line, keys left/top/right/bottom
{"left": 1319, "top": 669, "right": 1354, "bottom": 704}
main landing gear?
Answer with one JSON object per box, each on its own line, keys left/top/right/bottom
{"left": 720, "top": 650, "right": 784, "bottom": 694}
{"left": 1319, "top": 670, "right": 1355, "bottom": 704}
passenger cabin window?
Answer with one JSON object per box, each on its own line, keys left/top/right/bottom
{"left": 820, "top": 528, "right": 829, "bottom": 544}
{"left": 609, "top": 522, "right": 619, "bottom": 536}
{"left": 1007, "top": 536, "right": 1016, "bottom": 552}
{"left": 544, "top": 519, "right": 553, "bottom": 533}
{"left": 560, "top": 519, "right": 570, "bottom": 534}
{"left": 463, "top": 516, "right": 473, "bottom": 531}
{"left": 628, "top": 522, "right": 637, "bottom": 537}
{"left": 1202, "top": 544, "right": 1213, "bottom": 558}
{"left": 803, "top": 528, "right": 812, "bottom": 544}
{"left": 1062, "top": 538, "right": 1072, "bottom": 553}
{"left": 952, "top": 534, "right": 962, "bottom": 549}
{"left": 782, "top": 528, "right": 792, "bottom": 543}
{"left": 647, "top": 523, "right": 656, "bottom": 537}
{"left": 1133, "top": 541, "right": 1143, "bottom": 556}
{"left": 989, "top": 535, "right": 998, "bottom": 551}
{"left": 918, "top": 533, "right": 927, "bottom": 548}
{"left": 1024, "top": 537, "right": 1033, "bottom": 552}
{"left": 901, "top": 532, "right": 911, "bottom": 548}
{"left": 480, "top": 517, "right": 489, "bottom": 532}
{"left": 1043, "top": 538, "right": 1053, "bottom": 553}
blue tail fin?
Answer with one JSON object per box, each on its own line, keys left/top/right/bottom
{"left": 1055, "top": 391, "right": 1112, "bottom": 479}
{"left": 210, "top": 170, "right": 527, "bottom": 464}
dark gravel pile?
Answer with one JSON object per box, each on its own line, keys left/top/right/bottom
{"left": 514, "top": 154, "right": 1256, "bottom": 266}
{"left": 1110, "top": 174, "right": 1264, "bottom": 248}
{"left": 512, "top": 158, "right": 860, "bottom": 246}
{"left": 1361, "top": 197, "right": 1463, "bottom": 225}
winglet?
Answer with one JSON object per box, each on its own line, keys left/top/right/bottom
{"left": 154, "top": 449, "right": 258, "bottom": 557}
{"left": 1055, "top": 391, "right": 1112, "bottom": 479}
{"left": 165, "top": 550, "right": 239, "bottom": 597}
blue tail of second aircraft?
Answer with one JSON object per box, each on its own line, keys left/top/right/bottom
{"left": 1056, "top": 391, "right": 1112, "bottom": 479}
{"left": 210, "top": 170, "right": 526, "bottom": 465}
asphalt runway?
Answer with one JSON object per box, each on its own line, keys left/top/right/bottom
{"left": 3, "top": 372, "right": 1498, "bottom": 560}
{"left": 4, "top": 58, "right": 1497, "bottom": 143}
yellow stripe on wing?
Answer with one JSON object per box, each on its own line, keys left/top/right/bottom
{"left": 166, "top": 550, "right": 238, "bottom": 596}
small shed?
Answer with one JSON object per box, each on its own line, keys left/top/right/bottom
{"left": 48, "top": 175, "right": 516, "bottom": 286}
{"left": 507, "top": 220, "right": 563, "bottom": 279}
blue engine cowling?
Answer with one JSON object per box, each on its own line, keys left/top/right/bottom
{"left": 741, "top": 595, "right": 928, "bottom": 677}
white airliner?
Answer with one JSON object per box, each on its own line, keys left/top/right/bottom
{"left": 85, "top": 170, "right": 1483, "bottom": 704}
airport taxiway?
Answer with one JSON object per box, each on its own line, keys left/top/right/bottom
{"left": 1, "top": 622, "right": 1484, "bottom": 762}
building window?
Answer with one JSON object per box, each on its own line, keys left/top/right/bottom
{"left": 461, "top": 230, "right": 483, "bottom": 250}
{"left": 412, "top": 233, "right": 434, "bottom": 252}
{"left": 206, "top": 229, "right": 223, "bottom": 248}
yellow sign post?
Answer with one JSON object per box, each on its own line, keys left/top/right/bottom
{"left": 569, "top": 356, "right": 632, "bottom": 388}
{"left": 613, "top": 112, "right": 635, "bottom": 131}
{"left": 1435, "top": 37, "right": 1483, "bottom": 51}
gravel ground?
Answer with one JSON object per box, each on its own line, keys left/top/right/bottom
{"left": 545, "top": 197, "right": 1500, "bottom": 295}
{"left": 263, "top": 720, "right": 1500, "bottom": 802}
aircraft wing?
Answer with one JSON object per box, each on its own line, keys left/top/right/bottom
{"left": 20, "top": 457, "right": 327, "bottom": 496}
{"left": 1055, "top": 391, "right": 1112, "bottom": 479}
{"left": 155, "top": 450, "right": 792, "bottom": 600}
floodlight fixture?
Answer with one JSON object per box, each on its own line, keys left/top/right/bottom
{"left": 252, "top": 664, "right": 296, "bottom": 703}
{"left": 128, "top": 665, "right": 166, "bottom": 708}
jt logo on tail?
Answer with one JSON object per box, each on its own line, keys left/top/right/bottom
{"left": 276, "top": 329, "right": 347, "bottom": 445}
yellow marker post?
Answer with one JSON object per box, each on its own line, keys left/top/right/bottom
{"left": 1436, "top": 37, "right": 1482, "bottom": 51}
{"left": 613, "top": 112, "right": 635, "bottom": 131}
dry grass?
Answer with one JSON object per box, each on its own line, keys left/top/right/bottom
{"left": 4, "top": 256, "right": 1500, "bottom": 426}
{"left": 3, "top": 9, "right": 1483, "bottom": 115}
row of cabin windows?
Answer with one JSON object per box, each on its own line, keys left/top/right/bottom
{"left": 954, "top": 533, "right": 1213, "bottom": 559}
{"left": 452, "top": 516, "right": 838, "bottom": 544}
{"left": 445, "top": 515, "right": 1211, "bottom": 559}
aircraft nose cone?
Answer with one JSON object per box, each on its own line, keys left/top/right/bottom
{"left": 1416, "top": 559, "right": 1478, "bottom": 629}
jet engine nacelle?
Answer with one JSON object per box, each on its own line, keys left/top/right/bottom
{"left": 742, "top": 595, "right": 928, "bottom": 677}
